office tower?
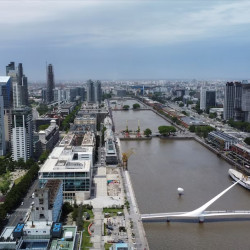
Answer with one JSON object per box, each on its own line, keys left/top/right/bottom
{"left": 224, "top": 82, "right": 235, "bottom": 120}
{"left": 0, "top": 76, "right": 12, "bottom": 153}
{"left": 6, "top": 62, "right": 15, "bottom": 76}
{"left": 200, "top": 88, "right": 216, "bottom": 111}
{"left": 223, "top": 81, "right": 250, "bottom": 122}
{"left": 42, "top": 88, "right": 47, "bottom": 103}
{"left": 6, "top": 62, "right": 28, "bottom": 107}
{"left": 94, "top": 80, "right": 102, "bottom": 104}
{"left": 86, "top": 79, "right": 95, "bottom": 102}
{"left": 46, "top": 64, "right": 55, "bottom": 103}
{"left": 241, "top": 82, "right": 250, "bottom": 122}
{"left": 0, "top": 87, "right": 5, "bottom": 156}
{"left": 234, "top": 82, "right": 243, "bottom": 121}
{"left": 12, "top": 107, "right": 33, "bottom": 162}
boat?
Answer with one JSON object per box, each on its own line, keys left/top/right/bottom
{"left": 228, "top": 169, "right": 250, "bottom": 190}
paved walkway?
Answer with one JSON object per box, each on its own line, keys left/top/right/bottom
{"left": 90, "top": 208, "right": 103, "bottom": 250}
{"left": 122, "top": 170, "right": 149, "bottom": 250}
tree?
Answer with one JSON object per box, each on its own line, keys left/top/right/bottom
{"left": 209, "top": 113, "right": 217, "bottom": 119}
{"left": 38, "top": 124, "right": 50, "bottom": 131}
{"left": 144, "top": 128, "right": 152, "bottom": 137}
{"left": 133, "top": 103, "right": 140, "bottom": 109}
{"left": 123, "top": 105, "right": 130, "bottom": 110}
{"left": 39, "top": 150, "right": 50, "bottom": 164}
{"left": 189, "top": 125, "right": 196, "bottom": 133}
{"left": 244, "top": 137, "right": 250, "bottom": 145}
{"left": 158, "top": 126, "right": 176, "bottom": 136}
{"left": 179, "top": 103, "right": 184, "bottom": 107}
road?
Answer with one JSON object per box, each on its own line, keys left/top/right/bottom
{"left": 7, "top": 179, "right": 39, "bottom": 227}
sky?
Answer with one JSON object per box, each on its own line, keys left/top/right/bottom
{"left": 0, "top": 0, "right": 250, "bottom": 81}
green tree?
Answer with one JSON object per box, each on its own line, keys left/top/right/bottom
{"left": 209, "top": 113, "right": 217, "bottom": 119}
{"left": 123, "top": 105, "right": 130, "bottom": 110}
{"left": 38, "top": 124, "right": 50, "bottom": 131}
{"left": 132, "top": 103, "right": 140, "bottom": 109}
{"left": 158, "top": 126, "right": 176, "bottom": 136}
{"left": 144, "top": 128, "right": 152, "bottom": 137}
{"left": 179, "top": 103, "right": 184, "bottom": 107}
{"left": 39, "top": 150, "right": 50, "bottom": 164}
{"left": 189, "top": 125, "right": 196, "bottom": 133}
{"left": 244, "top": 137, "right": 250, "bottom": 145}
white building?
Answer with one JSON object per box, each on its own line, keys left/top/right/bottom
{"left": 39, "top": 146, "right": 93, "bottom": 203}
{"left": 12, "top": 107, "right": 33, "bottom": 161}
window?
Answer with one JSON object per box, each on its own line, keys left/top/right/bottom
{"left": 40, "top": 214, "right": 45, "bottom": 219}
{"left": 39, "top": 199, "right": 44, "bottom": 205}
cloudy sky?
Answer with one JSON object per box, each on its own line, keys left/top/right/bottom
{"left": 0, "top": 0, "right": 250, "bottom": 81}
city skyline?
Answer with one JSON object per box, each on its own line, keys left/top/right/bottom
{"left": 1, "top": 1, "right": 250, "bottom": 81}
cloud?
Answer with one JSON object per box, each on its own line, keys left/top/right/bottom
{"left": 1, "top": 0, "right": 250, "bottom": 47}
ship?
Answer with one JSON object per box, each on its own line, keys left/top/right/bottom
{"left": 228, "top": 169, "right": 250, "bottom": 190}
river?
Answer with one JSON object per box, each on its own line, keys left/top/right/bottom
{"left": 113, "top": 109, "right": 250, "bottom": 250}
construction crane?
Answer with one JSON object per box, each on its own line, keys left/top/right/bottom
{"left": 122, "top": 149, "right": 135, "bottom": 170}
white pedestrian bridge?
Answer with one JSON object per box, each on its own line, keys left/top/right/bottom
{"left": 141, "top": 179, "right": 250, "bottom": 223}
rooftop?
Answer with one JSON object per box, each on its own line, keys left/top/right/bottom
{"left": 0, "top": 76, "right": 10, "bottom": 83}
{"left": 50, "top": 226, "right": 76, "bottom": 250}
{"left": 40, "top": 146, "right": 91, "bottom": 173}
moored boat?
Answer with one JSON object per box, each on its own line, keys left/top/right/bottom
{"left": 228, "top": 169, "right": 250, "bottom": 190}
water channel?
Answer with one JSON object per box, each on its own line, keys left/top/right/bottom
{"left": 113, "top": 106, "right": 250, "bottom": 250}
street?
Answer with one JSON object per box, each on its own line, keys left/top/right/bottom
{"left": 7, "top": 179, "right": 39, "bottom": 227}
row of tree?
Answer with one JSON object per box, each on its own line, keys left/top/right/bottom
{"left": 61, "top": 103, "right": 82, "bottom": 131}
{"left": 122, "top": 103, "right": 141, "bottom": 110}
{"left": 0, "top": 161, "right": 39, "bottom": 228}
{"left": 228, "top": 119, "right": 250, "bottom": 132}
{"left": 0, "top": 157, "right": 34, "bottom": 176}
{"left": 189, "top": 125, "right": 215, "bottom": 138}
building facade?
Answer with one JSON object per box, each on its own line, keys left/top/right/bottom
{"left": 46, "top": 64, "right": 55, "bottom": 103}
{"left": 12, "top": 107, "right": 33, "bottom": 161}
{"left": 32, "top": 179, "right": 63, "bottom": 222}
{"left": 39, "top": 146, "right": 92, "bottom": 203}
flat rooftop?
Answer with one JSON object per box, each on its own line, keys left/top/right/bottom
{"left": 40, "top": 146, "right": 91, "bottom": 173}
{"left": 50, "top": 226, "right": 76, "bottom": 250}
{"left": 0, "top": 76, "right": 10, "bottom": 83}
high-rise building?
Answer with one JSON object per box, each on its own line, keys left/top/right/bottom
{"left": 0, "top": 76, "right": 12, "bottom": 153}
{"left": 6, "top": 62, "right": 15, "bottom": 75}
{"left": 241, "top": 82, "right": 250, "bottom": 122}
{"left": 94, "top": 80, "right": 102, "bottom": 104}
{"left": 12, "top": 107, "right": 33, "bottom": 161}
{"left": 224, "top": 82, "right": 236, "bottom": 120}
{"left": 6, "top": 62, "right": 28, "bottom": 108}
{"left": 200, "top": 88, "right": 216, "bottom": 110}
{"left": 86, "top": 79, "right": 95, "bottom": 102}
{"left": 0, "top": 87, "right": 5, "bottom": 156}
{"left": 46, "top": 64, "right": 55, "bottom": 103}
{"left": 223, "top": 81, "right": 250, "bottom": 122}
{"left": 87, "top": 80, "right": 102, "bottom": 104}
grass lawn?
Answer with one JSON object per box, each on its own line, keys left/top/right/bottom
{"left": 104, "top": 243, "right": 113, "bottom": 250}
{"left": 103, "top": 208, "right": 123, "bottom": 215}
{"left": 81, "top": 221, "right": 93, "bottom": 250}
{"left": 14, "top": 176, "right": 23, "bottom": 185}
{"left": 83, "top": 208, "right": 94, "bottom": 219}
